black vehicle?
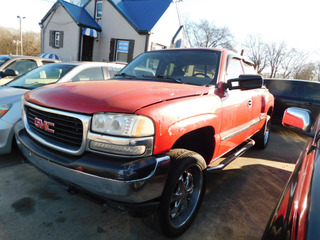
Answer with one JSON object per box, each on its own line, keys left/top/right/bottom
{"left": 262, "top": 107, "right": 320, "bottom": 240}
{"left": 264, "top": 78, "right": 320, "bottom": 123}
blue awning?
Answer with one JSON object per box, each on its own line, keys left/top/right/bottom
{"left": 82, "top": 28, "right": 98, "bottom": 38}
{"left": 39, "top": 53, "right": 60, "bottom": 60}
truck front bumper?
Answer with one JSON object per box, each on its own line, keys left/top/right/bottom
{"left": 15, "top": 125, "right": 171, "bottom": 206}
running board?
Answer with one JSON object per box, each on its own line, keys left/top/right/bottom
{"left": 207, "top": 139, "right": 255, "bottom": 172}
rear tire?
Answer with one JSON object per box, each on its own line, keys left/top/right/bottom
{"left": 152, "top": 149, "right": 207, "bottom": 237}
{"left": 253, "top": 115, "right": 271, "bottom": 149}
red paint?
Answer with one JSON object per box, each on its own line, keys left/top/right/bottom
{"left": 34, "top": 117, "right": 55, "bottom": 133}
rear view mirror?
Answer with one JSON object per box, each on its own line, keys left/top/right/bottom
{"left": 227, "top": 74, "right": 263, "bottom": 90}
{"left": 282, "top": 107, "right": 313, "bottom": 137}
{"left": 3, "top": 69, "right": 18, "bottom": 77}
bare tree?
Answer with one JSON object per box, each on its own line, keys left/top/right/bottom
{"left": 280, "top": 48, "right": 308, "bottom": 78}
{"left": 293, "top": 63, "right": 316, "bottom": 80}
{"left": 0, "top": 27, "right": 40, "bottom": 56}
{"left": 265, "top": 41, "right": 288, "bottom": 78}
{"left": 315, "top": 62, "right": 320, "bottom": 81}
{"left": 184, "top": 19, "right": 235, "bottom": 50}
{"left": 23, "top": 32, "right": 41, "bottom": 56}
{"left": 243, "top": 34, "right": 268, "bottom": 74}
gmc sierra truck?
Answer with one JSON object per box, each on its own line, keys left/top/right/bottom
{"left": 15, "top": 48, "right": 274, "bottom": 237}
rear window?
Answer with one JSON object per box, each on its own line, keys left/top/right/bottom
{"left": 265, "top": 79, "right": 299, "bottom": 98}
{"left": 303, "top": 82, "right": 320, "bottom": 101}
{"left": 41, "top": 60, "right": 57, "bottom": 65}
{"left": 0, "top": 56, "right": 11, "bottom": 67}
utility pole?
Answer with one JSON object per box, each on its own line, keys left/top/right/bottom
{"left": 12, "top": 40, "right": 20, "bottom": 55}
{"left": 17, "top": 16, "right": 25, "bottom": 55}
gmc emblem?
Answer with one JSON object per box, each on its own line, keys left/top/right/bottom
{"left": 34, "top": 117, "right": 55, "bottom": 133}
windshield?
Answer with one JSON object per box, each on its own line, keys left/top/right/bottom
{"left": 6, "top": 63, "right": 76, "bottom": 90}
{"left": 0, "top": 56, "right": 11, "bottom": 67}
{"left": 116, "top": 49, "right": 221, "bottom": 86}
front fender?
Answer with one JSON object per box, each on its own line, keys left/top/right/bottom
{"left": 154, "top": 113, "right": 219, "bottom": 155}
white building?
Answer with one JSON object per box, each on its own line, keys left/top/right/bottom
{"left": 40, "top": 0, "right": 186, "bottom": 62}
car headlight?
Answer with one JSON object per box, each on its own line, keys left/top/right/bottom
{"left": 92, "top": 113, "right": 155, "bottom": 137}
{"left": 0, "top": 104, "right": 12, "bottom": 118}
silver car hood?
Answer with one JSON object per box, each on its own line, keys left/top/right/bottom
{"left": 0, "top": 87, "right": 28, "bottom": 104}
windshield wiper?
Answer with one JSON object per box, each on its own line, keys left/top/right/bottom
{"left": 114, "top": 72, "right": 136, "bottom": 79}
{"left": 9, "top": 86, "right": 31, "bottom": 90}
{"left": 142, "top": 74, "right": 182, "bottom": 83}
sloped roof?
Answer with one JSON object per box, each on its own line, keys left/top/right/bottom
{"left": 109, "top": 0, "right": 173, "bottom": 32}
{"left": 40, "top": 0, "right": 101, "bottom": 31}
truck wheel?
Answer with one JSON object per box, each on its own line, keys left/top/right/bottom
{"left": 253, "top": 115, "right": 271, "bottom": 149}
{"left": 157, "top": 149, "right": 207, "bottom": 237}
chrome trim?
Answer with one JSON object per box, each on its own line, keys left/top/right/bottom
{"left": 221, "top": 117, "right": 265, "bottom": 141}
{"left": 208, "top": 139, "right": 255, "bottom": 171}
{"left": 282, "top": 107, "right": 312, "bottom": 133}
{"left": 23, "top": 100, "right": 155, "bottom": 158}
{"left": 19, "top": 140, "right": 170, "bottom": 203}
{"left": 87, "top": 131, "right": 154, "bottom": 158}
{"left": 23, "top": 100, "right": 91, "bottom": 156}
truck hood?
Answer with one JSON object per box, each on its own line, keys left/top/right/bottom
{"left": 0, "top": 86, "right": 29, "bottom": 104}
{"left": 24, "top": 80, "right": 209, "bottom": 114}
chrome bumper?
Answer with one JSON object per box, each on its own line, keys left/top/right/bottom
{"left": 16, "top": 125, "right": 171, "bottom": 204}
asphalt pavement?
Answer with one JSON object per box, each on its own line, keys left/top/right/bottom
{"left": 0, "top": 125, "right": 307, "bottom": 240}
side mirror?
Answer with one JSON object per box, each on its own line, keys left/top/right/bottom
{"left": 282, "top": 107, "right": 314, "bottom": 137}
{"left": 3, "top": 69, "right": 18, "bottom": 77}
{"left": 227, "top": 74, "right": 263, "bottom": 90}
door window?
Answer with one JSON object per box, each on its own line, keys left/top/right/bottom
{"left": 227, "top": 58, "right": 243, "bottom": 80}
{"left": 7, "top": 59, "right": 37, "bottom": 75}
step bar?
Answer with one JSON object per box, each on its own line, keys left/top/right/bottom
{"left": 207, "top": 139, "right": 255, "bottom": 172}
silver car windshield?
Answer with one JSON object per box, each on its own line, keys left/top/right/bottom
{"left": 6, "top": 63, "right": 76, "bottom": 90}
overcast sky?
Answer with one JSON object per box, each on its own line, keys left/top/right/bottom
{"left": 0, "top": 0, "right": 319, "bottom": 60}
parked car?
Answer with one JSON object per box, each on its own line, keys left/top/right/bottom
{"left": 15, "top": 48, "right": 274, "bottom": 237}
{"left": 262, "top": 107, "right": 320, "bottom": 239}
{"left": 0, "top": 61, "right": 124, "bottom": 155}
{"left": 264, "top": 78, "right": 320, "bottom": 124}
{"left": 0, "top": 55, "right": 60, "bottom": 85}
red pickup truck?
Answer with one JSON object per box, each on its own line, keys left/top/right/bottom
{"left": 15, "top": 48, "right": 274, "bottom": 237}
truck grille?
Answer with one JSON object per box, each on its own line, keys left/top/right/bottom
{"left": 25, "top": 105, "right": 83, "bottom": 149}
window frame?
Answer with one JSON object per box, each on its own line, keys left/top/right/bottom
{"left": 95, "top": 0, "right": 103, "bottom": 19}
{"left": 49, "top": 30, "right": 64, "bottom": 49}
{"left": 54, "top": 32, "right": 60, "bottom": 48}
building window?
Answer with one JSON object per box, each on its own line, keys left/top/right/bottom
{"left": 49, "top": 30, "right": 64, "bottom": 48}
{"left": 96, "top": 0, "right": 102, "bottom": 19}
{"left": 54, "top": 32, "right": 60, "bottom": 48}
{"left": 109, "top": 38, "right": 134, "bottom": 63}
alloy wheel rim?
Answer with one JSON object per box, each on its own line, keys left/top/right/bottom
{"left": 169, "top": 165, "right": 202, "bottom": 228}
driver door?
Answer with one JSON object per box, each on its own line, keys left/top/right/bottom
{"left": 218, "top": 57, "right": 257, "bottom": 155}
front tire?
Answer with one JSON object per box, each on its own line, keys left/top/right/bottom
{"left": 157, "top": 149, "right": 207, "bottom": 237}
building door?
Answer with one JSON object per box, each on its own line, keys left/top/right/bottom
{"left": 82, "top": 36, "right": 94, "bottom": 61}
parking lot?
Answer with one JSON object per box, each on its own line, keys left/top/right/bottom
{"left": 0, "top": 125, "right": 307, "bottom": 240}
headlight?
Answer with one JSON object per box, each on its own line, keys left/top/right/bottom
{"left": 92, "top": 113, "right": 155, "bottom": 137}
{"left": 0, "top": 104, "right": 12, "bottom": 118}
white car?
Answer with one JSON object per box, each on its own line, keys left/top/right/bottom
{"left": 0, "top": 61, "right": 125, "bottom": 154}
{"left": 0, "top": 55, "right": 60, "bottom": 85}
